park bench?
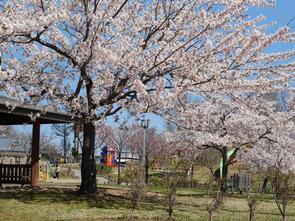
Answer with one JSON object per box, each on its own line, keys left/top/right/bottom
{"left": 0, "top": 164, "right": 31, "bottom": 186}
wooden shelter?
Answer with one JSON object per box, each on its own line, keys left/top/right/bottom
{"left": 0, "top": 96, "right": 74, "bottom": 187}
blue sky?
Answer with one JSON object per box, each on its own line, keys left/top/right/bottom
{"left": 15, "top": 1, "right": 295, "bottom": 138}
{"left": 250, "top": 0, "right": 295, "bottom": 30}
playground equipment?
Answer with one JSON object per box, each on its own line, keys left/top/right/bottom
{"left": 214, "top": 144, "right": 252, "bottom": 180}
{"left": 100, "top": 145, "right": 117, "bottom": 167}
{"left": 214, "top": 148, "right": 238, "bottom": 179}
{"left": 39, "top": 157, "right": 52, "bottom": 181}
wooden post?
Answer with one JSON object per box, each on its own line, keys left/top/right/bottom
{"left": 31, "top": 119, "right": 40, "bottom": 187}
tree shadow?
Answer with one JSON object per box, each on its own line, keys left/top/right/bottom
{"left": 0, "top": 187, "right": 133, "bottom": 210}
{"left": 0, "top": 186, "right": 212, "bottom": 216}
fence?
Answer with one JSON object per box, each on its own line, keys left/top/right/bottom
{"left": 0, "top": 164, "right": 31, "bottom": 185}
{"left": 231, "top": 173, "right": 251, "bottom": 192}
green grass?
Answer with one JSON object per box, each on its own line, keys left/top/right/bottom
{"left": 0, "top": 183, "right": 295, "bottom": 221}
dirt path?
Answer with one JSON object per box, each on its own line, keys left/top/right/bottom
{"left": 71, "top": 169, "right": 81, "bottom": 178}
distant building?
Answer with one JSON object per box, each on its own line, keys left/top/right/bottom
{"left": 0, "top": 129, "right": 29, "bottom": 164}
{"left": 119, "top": 146, "right": 139, "bottom": 165}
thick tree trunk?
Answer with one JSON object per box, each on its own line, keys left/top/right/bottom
{"left": 79, "top": 122, "right": 97, "bottom": 194}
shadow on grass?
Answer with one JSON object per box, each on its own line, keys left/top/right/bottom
{"left": 0, "top": 187, "right": 133, "bottom": 210}
{"left": 0, "top": 186, "right": 173, "bottom": 214}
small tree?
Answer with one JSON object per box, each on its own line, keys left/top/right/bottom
{"left": 206, "top": 191, "right": 223, "bottom": 221}
{"left": 205, "top": 175, "right": 224, "bottom": 221}
{"left": 245, "top": 190, "right": 258, "bottom": 221}
{"left": 245, "top": 147, "right": 295, "bottom": 221}
{"left": 125, "top": 162, "right": 145, "bottom": 221}
{"left": 270, "top": 168, "right": 293, "bottom": 221}
{"left": 163, "top": 154, "right": 188, "bottom": 221}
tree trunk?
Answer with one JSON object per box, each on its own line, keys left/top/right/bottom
{"left": 220, "top": 147, "right": 228, "bottom": 193}
{"left": 117, "top": 153, "right": 121, "bottom": 185}
{"left": 275, "top": 197, "right": 287, "bottom": 221}
{"left": 168, "top": 206, "right": 173, "bottom": 221}
{"left": 79, "top": 122, "right": 97, "bottom": 194}
{"left": 145, "top": 155, "right": 149, "bottom": 185}
{"left": 130, "top": 207, "right": 135, "bottom": 221}
{"left": 249, "top": 207, "right": 254, "bottom": 221}
{"left": 262, "top": 178, "right": 268, "bottom": 193}
{"left": 281, "top": 204, "right": 286, "bottom": 221}
{"left": 73, "top": 131, "right": 78, "bottom": 163}
{"left": 190, "top": 164, "right": 194, "bottom": 188}
{"left": 208, "top": 212, "right": 213, "bottom": 221}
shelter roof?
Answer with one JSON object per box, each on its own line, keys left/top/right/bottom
{"left": 0, "top": 96, "right": 75, "bottom": 125}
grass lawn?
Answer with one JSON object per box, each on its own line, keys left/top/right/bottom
{"left": 0, "top": 182, "right": 295, "bottom": 221}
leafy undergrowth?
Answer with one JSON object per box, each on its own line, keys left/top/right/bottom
{"left": 0, "top": 185, "right": 294, "bottom": 221}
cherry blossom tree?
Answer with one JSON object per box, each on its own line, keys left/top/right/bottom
{"left": 0, "top": 0, "right": 294, "bottom": 193}
{"left": 164, "top": 93, "right": 294, "bottom": 192}
{"left": 244, "top": 132, "right": 295, "bottom": 221}
{"left": 240, "top": 94, "right": 295, "bottom": 218}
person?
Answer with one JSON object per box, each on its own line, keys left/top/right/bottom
{"left": 55, "top": 163, "right": 60, "bottom": 179}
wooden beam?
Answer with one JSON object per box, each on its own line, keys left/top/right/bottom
{"left": 31, "top": 119, "right": 40, "bottom": 187}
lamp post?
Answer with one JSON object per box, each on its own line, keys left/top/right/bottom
{"left": 141, "top": 119, "right": 149, "bottom": 185}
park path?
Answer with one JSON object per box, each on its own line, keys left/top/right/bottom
{"left": 97, "top": 176, "right": 109, "bottom": 184}
{"left": 71, "top": 169, "right": 81, "bottom": 179}
{"left": 70, "top": 169, "right": 109, "bottom": 184}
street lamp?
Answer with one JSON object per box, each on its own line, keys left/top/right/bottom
{"left": 141, "top": 119, "right": 149, "bottom": 129}
{"left": 141, "top": 119, "right": 149, "bottom": 184}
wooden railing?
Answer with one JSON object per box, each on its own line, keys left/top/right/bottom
{"left": 0, "top": 164, "right": 31, "bottom": 185}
